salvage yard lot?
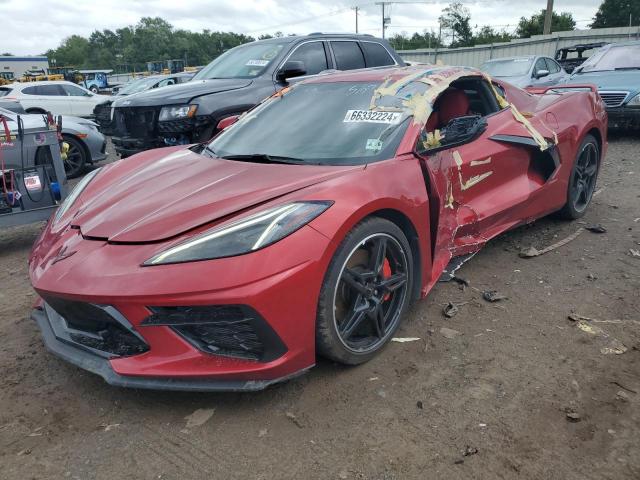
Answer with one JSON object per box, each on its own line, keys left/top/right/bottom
{"left": 1, "top": 136, "right": 638, "bottom": 479}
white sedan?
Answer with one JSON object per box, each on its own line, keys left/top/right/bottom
{"left": 0, "top": 81, "right": 109, "bottom": 117}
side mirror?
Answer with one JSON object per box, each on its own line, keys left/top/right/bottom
{"left": 535, "top": 69, "right": 550, "bottom": 79}
{"left": 276, "top": 60, "right": 307, "bottom": 82}
{"left": 217, "top": 115, "right": 240, "bottom": 131}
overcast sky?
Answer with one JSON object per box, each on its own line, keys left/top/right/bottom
{"left": 1, "top": 0, "right": 604, "bottom": 55}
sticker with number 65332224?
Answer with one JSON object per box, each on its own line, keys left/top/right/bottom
{"left": 343, "top": 110, "right": 402, "bottom": 124}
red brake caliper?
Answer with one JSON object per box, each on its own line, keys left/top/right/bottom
{"left": 382, "top": 258, "right": 392, "bottom": 301}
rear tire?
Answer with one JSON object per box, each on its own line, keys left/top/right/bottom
{"left": 556, "top": 134, "right": 599, "bottom": 220}
{"left": 26, "top": 108, "right": 47, "bottom": 115}
{"left": 316, "top": 217, "right": 414, "bottom": 365}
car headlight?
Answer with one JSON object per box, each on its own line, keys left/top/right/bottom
{"left": 159, "top": 104, "right": 198, "bottom": 121}
{"left": 627, "top": 93, "right": 640, "bottom": 107}
{"left": 144, "top": 201, "right": 332, "bottom": 266}
{"left": 54, "top": 167, "right": 101, "bottom": 224}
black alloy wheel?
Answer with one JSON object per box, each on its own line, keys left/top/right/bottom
{"left": 316, "top": 217, "right": 414, "bottom": 365}
{"left": 62, "top": 135, "right": 87, "bottom": 178}
{"left": 557, "top": 134, "right": 599, "bottom": 219}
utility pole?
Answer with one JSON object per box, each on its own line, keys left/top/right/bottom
{"left": 381, "top": 3, "right": 386, "bottom": 38}
{"left": 352, "top": 6, "right": 359, "bottom": 34}
{"left": 375, "top": 2, "right": 392, "bottom": 39}
{"left": 543, "top": 0, "right": 554, "bottom": 35}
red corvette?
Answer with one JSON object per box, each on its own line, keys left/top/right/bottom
{"left": 29, "top": 66, "right": 606, "bottom": 391}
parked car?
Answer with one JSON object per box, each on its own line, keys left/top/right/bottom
{"left": 94, "top": 73, "right": 194, "bottom": 135}
{"left": 555, "top": 42, "right": 607, "bottom": 73}
{"left": 0, "top": 81, "right": 108, "bottom": 117}
{"left": 110, "top": 33, "right": 405, "bottom": 157}
{"left": 28, "top": 65, "right": 606, "bottom": 391}
{"left": 564, "top": 41, "right": 640, "bottom": 130}
{"left": 0, "top": 99, "right": 106, "bottom": 177}
{"left": 480, "top": 55, "right": 568, "bottom": 88}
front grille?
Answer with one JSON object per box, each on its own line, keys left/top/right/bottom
{"left": 142, "top": 305, "right": 287, "bottom": 362}
{"left": 93, "top": 101, "right": 113, "bottom": 133}
{"left": 114, "top": 106, "right": 159, "bottom": 138}
{"left": 599, "top": 91, "right": 629, "bottom": 108}
{"left": 44, "top": 296, "right": 149, "bottom": 357}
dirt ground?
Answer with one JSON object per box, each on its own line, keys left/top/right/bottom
{"left": 0, "top": 135, "right": 638, "bottom": 480}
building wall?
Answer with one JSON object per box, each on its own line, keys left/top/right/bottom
{"left": 398, "top": 26, "right": 640, "bottom": 68}
{"left": 0, "top": 57, "right": 50, "bottom": 79}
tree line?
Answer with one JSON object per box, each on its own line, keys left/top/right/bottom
{"left": 5, "top": 0, "right": 634, "bottom": 70}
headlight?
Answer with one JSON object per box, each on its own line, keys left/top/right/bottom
{"left": 627, "top": 93, "right": 640, "bottom": 107}
{"left": 159, "top": 104, "right": 198, "bottom": 121}
{"left": 54, "top": 167, "right": 101, "bottom": 224}
{"left": 144, "top": 201, "right": 332, "bottom": 265}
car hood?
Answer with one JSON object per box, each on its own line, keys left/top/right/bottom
{"left": 111, "top": 78, "right": 253, "bottom": 108}
{"left": 71, "top": 146, "right": 361, "bottom": 243}
{"left": 566, "top": 70, "right": 640, "bottom": 95}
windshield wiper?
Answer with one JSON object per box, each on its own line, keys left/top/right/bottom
{"left": 219, "top": 153, "right": 307, "bottom": 165}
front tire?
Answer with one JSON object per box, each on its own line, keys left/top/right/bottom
{"left": 316, "top": 217, "right": 414, "bottom": 365}
{"left": 557, "top": 134, "right": 599, "bottom": 220}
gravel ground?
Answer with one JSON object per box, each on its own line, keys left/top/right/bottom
{"left": 0, "top": 135, "right": 638, "bottom": 480}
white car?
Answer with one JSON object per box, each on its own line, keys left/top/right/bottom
{"left": 0, "top": 81, "right": 109, "bottom": 117}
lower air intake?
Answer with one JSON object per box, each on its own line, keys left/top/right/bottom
{"left": 142, "top": 305, "right": 287, "bottom": 362}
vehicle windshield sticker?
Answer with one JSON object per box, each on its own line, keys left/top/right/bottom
{"left": 344, "top": 110, "right": 402, "bottom": 124}
{"left": 246, "top": 59, "right": 270, "bottom": 67}
{"left": 366, "top": 138, "right": 383, "bottom": 151}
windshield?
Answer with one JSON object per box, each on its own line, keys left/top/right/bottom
{"left": 576, "top": 44, "right": 640, "bottom": 73}
{"left": 118, "top": 77, "right": 161, "bottom": 95}
{"left": 208, "top": 82, "right": 410, "bottom": 166}
{"left": 193, "top": 42, "right": 286, "bottom": 80}
{"left": 481, "top": 58, "right": 533, "bottom": 77}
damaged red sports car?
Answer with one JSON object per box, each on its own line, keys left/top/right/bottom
{"left": 29, "top": 66, "right": 607, "bottom": 391}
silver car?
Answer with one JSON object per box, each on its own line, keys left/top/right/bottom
{"left": 480, "top": 55, "right": 569, "bottom": 88}
{"left": 0, "top": 99, "right": 106, "bottom": 178}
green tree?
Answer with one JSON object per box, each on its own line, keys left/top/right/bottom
{"left": 591, "top": 0, "right": 640, "bottom": 28}
{"left": 388, "top": 31, "right": 442, "bottom": 50}
{"left": 516, "top": 10, "right": 576, "bottom": 37}
{"left": 45, "top": 17, "right": 254, "bottom": 71}
{"left": 1, "top": 52, "right": 13, "bottom": 56}
{"left": 440, "top": 2, "right": 473, "bottom": 47}
{"left": 46, "top": 35, "right": 90, "bottom": 67}
{"left": 473, "top": 26, "right": 513, "bottom": 45}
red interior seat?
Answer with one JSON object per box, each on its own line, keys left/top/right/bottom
{"left": 433, "top": 88, "right": 470, "bottom": 128}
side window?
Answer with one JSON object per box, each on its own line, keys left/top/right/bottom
{"left": 38, "top": 85, "right": 65, "bottom": 96}
{"left": 361, "top": 42, "right": 395, "bottom": 67}
{"left": 61, "top": 84, "right": 90, "bottom": 97}
{"left": 287, "top": 42, "right": 328, "bottom": 75}
{"left": 157, "top": 78, "right": 175, "bottom": 87}
{"left": 22, "top": 86, "right": 38, "bottom": 95}
{"left": 331, "top": 41, "right": 366, "bottom": 70}
{"left": 544, "top": 58, "right": 561, "bottom": 73}
{"left": 534, "top": 58, "right": 547, "bottom": 75}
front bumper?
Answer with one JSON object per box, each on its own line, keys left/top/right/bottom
{"left": 29, "top": 224, "right": 331, "bottom": 391}
{"left": 32, "top": 306, "right": 308, "bottom": 392}
{"left": 606, "top": 106, "right": 640, "bottom": 130}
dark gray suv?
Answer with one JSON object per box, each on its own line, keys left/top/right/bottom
{"left": 110, "top": 33, "right": 405, "bottom": 157}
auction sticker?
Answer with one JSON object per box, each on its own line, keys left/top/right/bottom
{"left": 246, "top": 59, "right": 269, "bottom": 67}
{"left": 343, "top": 110, "right": 402, "bottom": 124}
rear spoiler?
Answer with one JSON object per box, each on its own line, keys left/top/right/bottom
{"left": 525, "top": 84, "right": 598, "bottom": 95}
